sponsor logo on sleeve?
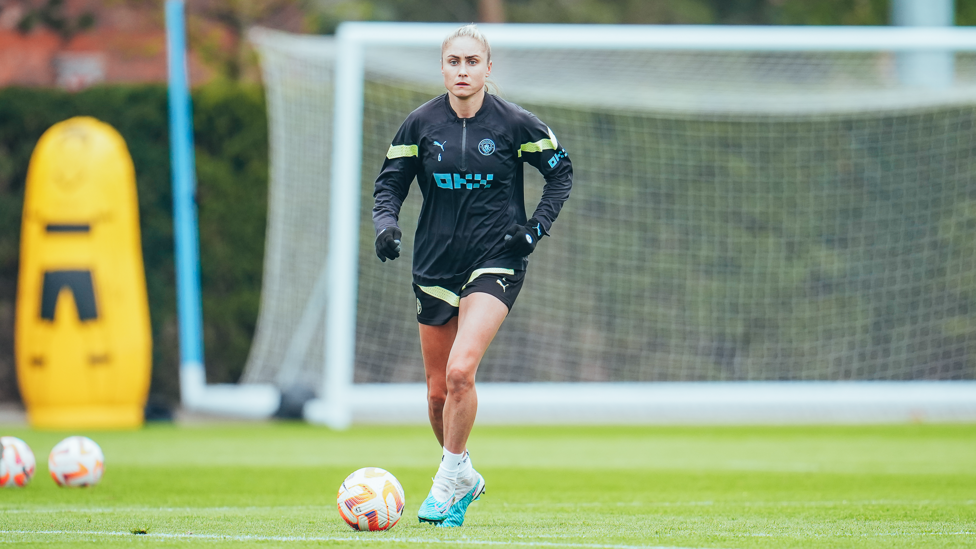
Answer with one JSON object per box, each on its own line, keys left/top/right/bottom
{"left": 548, "top": 149, "right": 567, "bottom": 168}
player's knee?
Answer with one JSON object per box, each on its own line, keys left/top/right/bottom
{"left": 426, "top": 372, "right": 447, "bottom": 395}
{"left": 445, "top": 365, "right": 475, "bottom": 395}
{"left": 427, "top": 391, "right": 446, "bottom": 412}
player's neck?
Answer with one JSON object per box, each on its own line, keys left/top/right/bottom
{"left": 449, "top": 89, "right": 485, "bottom": 119}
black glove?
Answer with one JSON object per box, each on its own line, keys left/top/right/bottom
{"left": 503, "top": 217, "right": 545, "bottom": 256}
{"left": 375, "top": 227, "right": 402, "bottom": 262}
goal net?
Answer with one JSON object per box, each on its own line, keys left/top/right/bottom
{"left": 244, "top": 24, "right": 976, "bottom": 425}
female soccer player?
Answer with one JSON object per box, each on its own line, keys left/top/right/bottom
{"left": 372, "top": 24, "right": 573, "bottom": 527}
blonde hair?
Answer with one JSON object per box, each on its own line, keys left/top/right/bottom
{"left": 441, "top": 24, "right": 499, "bottom": 95}
{"left": 441, "top": 24, "right": 492, "bottom": 64}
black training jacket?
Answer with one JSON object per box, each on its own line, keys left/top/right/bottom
{"left": 372, "top": 92, "right": 573, "bottom": 287}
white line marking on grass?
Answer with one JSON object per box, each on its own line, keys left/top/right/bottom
{"left": 743, "top": 532, "right": 976, "bottom": 538}
{"left": 502, "top": 499, "right": 976, "bottom": 508}
{"left": 0, "top": 505, "right": 324, "bottom": 514}
{"left": 0, "top": 529, "right": 972, "bottom": 546}
{"left": 0, "top": 530, "right": 717, "bottom": 549}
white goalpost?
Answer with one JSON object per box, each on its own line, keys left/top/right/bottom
{"left": 247, "top": 23, "right": 976, "bottom": 428}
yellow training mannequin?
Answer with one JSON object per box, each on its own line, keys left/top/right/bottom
{"left": 16, "top": 117, "right": 152, "bottom": 429}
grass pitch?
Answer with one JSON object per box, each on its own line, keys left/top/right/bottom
{"left": 0, "top": 423, "right": 973, "bottom": 548}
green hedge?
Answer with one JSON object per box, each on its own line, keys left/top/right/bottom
{"left": 0, "top": 82, "right": 269, "bottom": 407}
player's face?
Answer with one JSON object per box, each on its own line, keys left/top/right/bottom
{"left": 441, "top": 36, "right": 491, "bottom": 100}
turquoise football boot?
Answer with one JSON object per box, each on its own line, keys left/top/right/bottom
{"left": 439, "top": 471, "right": 486, "bottom": 528}
{"left": 417, "top": 487, "right": 453, "bottom": 524}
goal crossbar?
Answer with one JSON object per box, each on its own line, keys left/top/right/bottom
{"left": 338, "top": 22, "right": 976, "bottom": 51}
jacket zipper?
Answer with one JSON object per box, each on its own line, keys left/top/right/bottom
{"left": 460, "top": 119, "right": 467, "bottom": 172}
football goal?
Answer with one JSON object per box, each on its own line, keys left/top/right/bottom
{"left": 245, "top": 23, "right": 976, "bottom": 428}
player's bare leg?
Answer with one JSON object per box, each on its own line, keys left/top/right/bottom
{"left": 439, "top": 292, "right": 506, "bottom": 525}
{"left": 418, "top": 316, "right": 464, "bottom": 523}
{"left": 419, "top": 318, "right": 458, "bottom": 447}
{"left": 418, "top": 292, "right": 507, "bottom": 524}
{"left": 442, "top": 292, "right": 508, "bottom": 453}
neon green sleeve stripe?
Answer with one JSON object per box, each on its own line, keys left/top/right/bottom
{"left": 417, "top": 285, "right": 460, "bottom": 307}
{"left": 517, "top": 138, "right": 556, "bottom": 157}
{"left": 387, "top": 144, "right": 419, "bottom": 159}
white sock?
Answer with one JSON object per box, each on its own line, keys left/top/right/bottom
{"left": 458, "top": 450, "right": 473, "bottom": 481}
{"left": 432, "top": 448, "right": 464, "bottom": 502}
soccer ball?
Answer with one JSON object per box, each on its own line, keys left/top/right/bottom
{"left": 0, "top": 436, "right": 36, "bottom": 488}
{"left": 49, "top": 436, "right": 104, "bottom": 487}
{"left": 336, "top": 467, "right": 405, "bottom": 531}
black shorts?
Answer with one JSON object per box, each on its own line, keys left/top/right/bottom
{"left": 413, "top": 268, "right": 526, "bottom": 326}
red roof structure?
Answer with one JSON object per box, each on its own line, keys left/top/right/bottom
{"left": 0, "top": 0, "right": 303, "bottom": 89}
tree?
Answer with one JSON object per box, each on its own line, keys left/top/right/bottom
{"left": 479, "top": 0, "right": 505, "bottom": 22}
{"left": 15, "top": 0, "right": 95, "bottom": 44}
{"left": 188, "top": 0, "right": 307, "bottom": 81}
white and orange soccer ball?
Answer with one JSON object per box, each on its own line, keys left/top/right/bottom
{"left": 48, "top": 436, "right": 104, "bottom": 487}
{"left": 0, "top": 436, "right": 36, "bottom": 488}
{"left": 336, "top": 467, "right": 405, "bottom": 531}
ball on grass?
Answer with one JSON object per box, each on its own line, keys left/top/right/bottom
{"left": 49, "top": 436, "right": 104, "bottom": 487}
{"left": 336, "top": 467, "right": 405, "bottom": 531}
{"left": 0, "top": 436, "right": 36, "bottom": 488}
